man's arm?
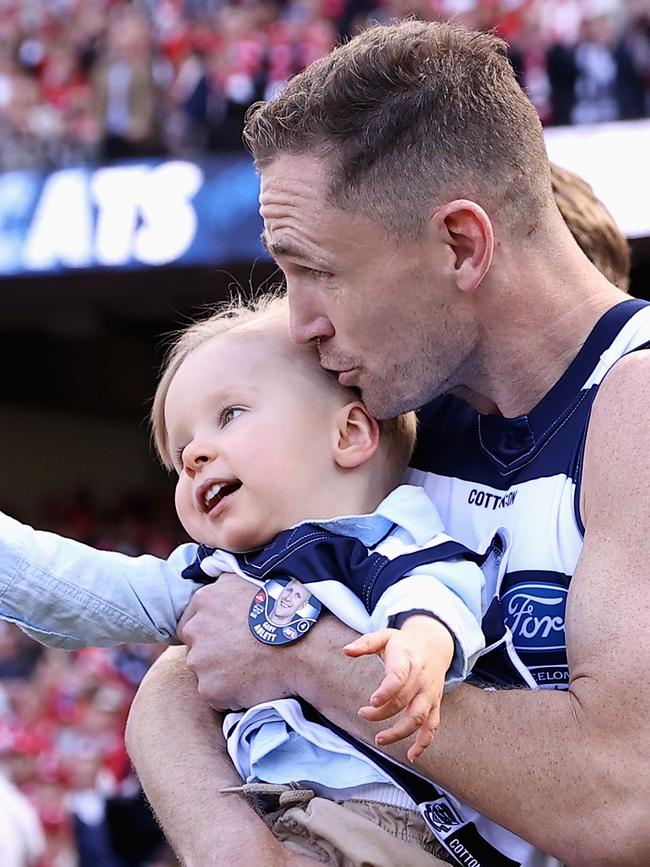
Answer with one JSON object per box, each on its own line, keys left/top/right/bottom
{"left": 0, "top": 511, "right": 199, "bottom": 646}
{"left": 125, "top": 646, "right": 320, "bottom": 867}
{"left": 298, "top": 353, "right": 650, "bottom": 865}
{"left": 178, "top": 353, "right": 650, "bottom": 867}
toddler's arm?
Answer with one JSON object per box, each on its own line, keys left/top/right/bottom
{"left": 344, "top": 613, "right": 454, "bottom": 761}
{"left": 0, "top": 510, "right": 201, "bottom": 648}
{"left": 342, "top": 549, "right": 488, "bottom": 757}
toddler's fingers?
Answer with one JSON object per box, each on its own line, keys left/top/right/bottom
{"left": 406, "top": 705, "right": 441, "bottom": 762}
{"left": 358, "top": 675, "right": 416, "bottom": 721}
{"left": 358, "top": 694, "right": 407, "bottom": 722}
{"left": 373, "top": 690, "right": 432, "bottom": 747}
{"left": 343, "top": 630, "right": 390, "bottom": 657}
{"left": 368, "top": 642, "right": 413, "bottom": 708}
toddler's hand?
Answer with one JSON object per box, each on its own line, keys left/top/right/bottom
{"left": 343, "top": 615, "right": 454, "bottom": 761}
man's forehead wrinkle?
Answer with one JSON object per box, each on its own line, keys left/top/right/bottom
{"left": 262, "top": 210, "right": 331, "bottom": 268}
{"left": 260, "top": 161, "right": 362, "bottom": 268}
{"left": 260, "top": 167, "right": 328, "bottom": 223}
{"left": 260, "top": 192, "right": 326, "bottom": 225}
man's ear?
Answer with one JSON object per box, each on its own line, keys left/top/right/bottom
{"left": 432, "top": 199, "right": 494, "bottom": 292}
{"left": 334, "top": 402, "right": 380, "bottom": 469}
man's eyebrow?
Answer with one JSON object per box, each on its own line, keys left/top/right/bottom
{"left": 259, "top": 231, "right": 313, "bottom": 263}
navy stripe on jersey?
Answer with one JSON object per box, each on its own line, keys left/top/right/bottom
{"left": 482, "top": 595, "right": 508, "bottom": 646}
{"left": 413, "top": 394, "right": 598, "bottom": 488}
{"left": 366, "top": 540, "right": 479, "bottom": 610}
{"left": 469, "top": 644, "right": 530, "bottom": 688}
{"left": 571, "top": 336, "right": 650, "bottom": 536}
{"left": 182, "top": 523, "right": 478, "bottom": 613}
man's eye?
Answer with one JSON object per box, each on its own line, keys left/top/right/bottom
{"left": 307, "top": 268, "right": 331, "bottom": 280}
{"left": 294, "top": 263, "right": 331, "bottom": 280}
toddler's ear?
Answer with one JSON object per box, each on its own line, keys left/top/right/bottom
{"left": 334, "top": 402, "right": 380, "bottom": 469}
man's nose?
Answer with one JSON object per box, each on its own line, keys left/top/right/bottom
{"left": 288, "top": 304, "right": 334, "bottom": 346}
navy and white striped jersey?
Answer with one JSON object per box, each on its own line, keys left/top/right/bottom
{"left": 397, "top": 297, "right": 650, "bottom": 865}
{"left": 182, "top": 484, "right": 492, "bottom": 686}
{"left": 410, "top": 298, "right": 650, "bottom": 691}
{"left": 184, "top": 485, "right": 515, "bottom": 856}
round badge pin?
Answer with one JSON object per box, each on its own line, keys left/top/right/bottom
{"left": 249, "top": 577, "right": 321, "bottom": 646}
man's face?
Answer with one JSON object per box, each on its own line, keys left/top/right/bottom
{"left": 260, "top": 153, "right": 477, "bottom": 418}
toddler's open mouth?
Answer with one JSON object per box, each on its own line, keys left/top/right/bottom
{"left": 198, "top": 479, "right": 242, "bottom": 513}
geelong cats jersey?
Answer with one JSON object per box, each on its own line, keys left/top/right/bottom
{"left": 410, "top": 298, "right": 650, "bottom": 691}
{"left": 398, "top": 298, "right": 650, "bottom": 866}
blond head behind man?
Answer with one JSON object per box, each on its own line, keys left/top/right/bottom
{"left": 551, "top": 162, "right": 630, "bottom": 292}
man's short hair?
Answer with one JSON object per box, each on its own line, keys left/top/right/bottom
{"left": 551, "top": 163, "right": 630, "bottom": 291}
{"left": 244, "top": 20, "right": 552, "bottom": 239}
{"left": 151, "top": 294, "right": 417, "bottom": 485}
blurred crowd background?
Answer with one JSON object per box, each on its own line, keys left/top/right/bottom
{"left": 0, "top": 0, "right": 647, "bottom": 172}
{"left": 0, "top": 1, "right": 649, "bottom": 865}
{"left": 1, "top": 491, "right": 184, "bottom": 867}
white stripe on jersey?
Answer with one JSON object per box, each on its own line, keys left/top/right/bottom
{"left": 408, "top": 470, "right": 584, "bottom": 579}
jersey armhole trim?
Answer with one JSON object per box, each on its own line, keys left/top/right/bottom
{"left": 573, "top": 339, "right": 650, "bottom": 537}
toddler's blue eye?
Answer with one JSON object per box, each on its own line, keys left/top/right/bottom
{"left": 222, "top": 407, "right": 243, "bottom": 426}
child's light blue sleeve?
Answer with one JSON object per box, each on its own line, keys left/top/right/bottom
{"left": 0, "top": 510, "right": 202, "bottom": 649}
{"left": 369, "top": 556, "right": 487, "bottom": 689}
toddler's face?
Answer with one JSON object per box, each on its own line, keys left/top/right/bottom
{"left": 165, "top": 329, "right": 349, "bottom": 552}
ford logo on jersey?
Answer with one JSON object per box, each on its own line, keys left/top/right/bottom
{"left": 501, "top": 581, "right": 568, "bottom": 651}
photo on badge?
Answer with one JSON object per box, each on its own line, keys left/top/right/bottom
{"left": 248, "top": 578, "right": 321, "bottom": 646}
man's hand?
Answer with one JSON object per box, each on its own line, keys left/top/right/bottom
{"left": 178, "top": 573, "right": 300, "bottom": 709}
{"left": 343, "top": 615, "right": 454, "bottom": 761}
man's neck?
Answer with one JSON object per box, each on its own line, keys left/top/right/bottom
{"left": 457, "top": 255, "right": 628, "bottom": 418}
